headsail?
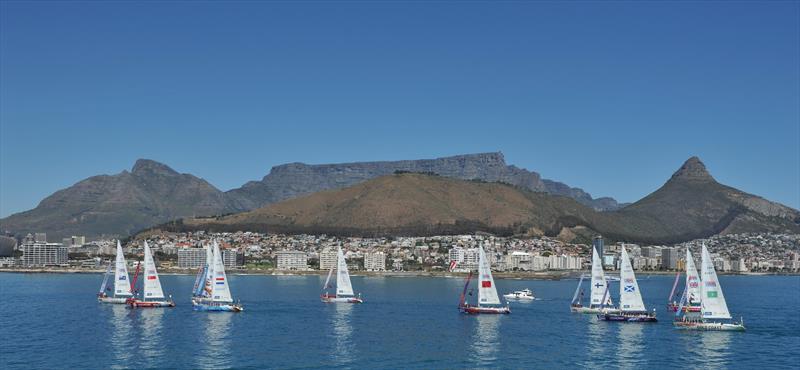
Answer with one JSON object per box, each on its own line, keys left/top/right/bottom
{"left": 210, "top": 242, "right": 234, "bottom": 303}
{"left": 619, "top": 246, "right": 646, "bottom": 312}
{"left": 323, "top": 265, "right": 334, "bottom": 290}
{"left": 685, "top": 248, "right": 701, "bottom": 307}
{"left": 700, "top": 243, "right": 731, "bottom": 319}
{"left": 590, "top": 247, "right": 613, "bottom": 307}
{"left": 203, "top": 244, "right": 214, "bottom": 297}
{"left": 142, "top": 241, "right": 165, "bottom": 300}
{"left": 114, "top": 241, "right": 133, "bottom": 296}
{"left": 335, "top": 246, "right": 354, "bottom": 297}
{"left": 477, "top": 245, "right": 501, "bottom": 306}
{"left": 100, "top": 262, "right": 113, "bottom": 294}
{"left": 571, "top": 274, "right": 585, "bottom": 305}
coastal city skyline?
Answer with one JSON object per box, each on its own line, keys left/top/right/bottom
{"left": 2, "top": 1, "right": 799, "bottom": 217}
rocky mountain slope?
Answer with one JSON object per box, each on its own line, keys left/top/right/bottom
{"left": 0, "top": 160, "right": 242, "bottom": 240}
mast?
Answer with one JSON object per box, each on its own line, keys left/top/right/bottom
{"left": 476, "top": 245, "right": 500, "bottom": 307}
{"left": 114, "top": 241, "right": 132, "bottom": 297}
{"left": 699, "top": 243, "right": 731, "bottom": 319}
{"left": 210, "top": 241, "right": 233, "bottom": 303}
{"left": 335, "top": 246, "right": 354, "bottom": 297}
{"left": 619, "top": 246, "right": 646, "bottom": 312}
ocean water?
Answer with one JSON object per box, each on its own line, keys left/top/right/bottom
{"left": 0, "top": 273, "right": 798, "bottom": 369}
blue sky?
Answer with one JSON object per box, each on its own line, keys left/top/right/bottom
{"left": 1, "top": 1, "right": 798, "bottom": 217}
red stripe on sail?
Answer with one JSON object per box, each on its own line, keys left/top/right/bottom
{"left": 216, "top": 278, "right": 225, "bottom": 281}
{"left": 147, "top": 276, "right": 157, "bottom": 280}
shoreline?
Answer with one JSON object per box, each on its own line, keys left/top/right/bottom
{"left": 0, "top": 268, "right": 795, "bottom": 279}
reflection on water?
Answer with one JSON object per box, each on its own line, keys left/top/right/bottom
{"left": 470, "top": 315, "right": 500, "bottom": 367}
{"left": 109, "top": 305, "right": 133, "bottom": 369}
{"left": 687, "top": 331, "right": 732, "bottom": 369}
{"left": 139, "top": 309, "right": 165, "bottom": 366}
{"left": 197, "top": 313, "right": 233, "bottom": 369}
{"left": 331, "top": 304, "right": 355, "bottom": 366}
{"left": 585, "top": 318, "right": 612, "bottom": 367}
{"left": 617, "top": 323, "right": 644, "bottom": 369}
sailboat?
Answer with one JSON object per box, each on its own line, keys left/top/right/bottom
{"left": 674, "top": 243, "right": 745, "bottom": 331}
{"left": 127, "top": 241, "right": 175, "bottom": 308}
{"left": 98, "top": 241, "right": 133, "bottom": 304}
{"left": 598, "top": 245, "right": 657, "bottom": 322}
{"left": 570, "top": 246, "right": 618, "bottom": 314}
{"left": 193, "top": 242, "right": 243, "bottom": 312}
{"left": 458, "top": 245, "right": 510, "bottom": 314}
{"left": 668, "top": 248, "right": 702, "bottom": 313}
{"left": 321, "top": 246, "right": 363, "bottom": 303}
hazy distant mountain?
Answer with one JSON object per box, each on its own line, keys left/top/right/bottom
{"left": 178, "top": 157, "right": 800, "bottom": 244}
{"left": 0, "top": 159, "right": 243, "bottom": 240}
{"left": 226, "top": 152, "right": 622, "bottom": 211}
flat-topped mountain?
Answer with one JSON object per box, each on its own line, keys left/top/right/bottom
{"left": 0, "top": 160, "right": 243, "bottom": 240}
{"left": 226, "top": 152, "right": 621, "bottom": 211}
{"left": 178, "top": 157, "right": 800, "bottom": 244}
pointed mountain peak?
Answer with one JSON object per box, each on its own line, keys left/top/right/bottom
{"left": 131, "top": 159, "right": 178, "bottom": 176}
{"left": 669, "top": 156, "right": 714, "bottom": 182}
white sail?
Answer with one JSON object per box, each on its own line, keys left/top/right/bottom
{"left": 685, "top": 248, "right": 701, "bottom": 306}
{"left": 210, "top": 242, "right": 234, "bottom": 303}
{"left": 619, "top": 246, "right": 645, "bottom": 312}
{"left": 142, "top": 241, "right": 165, "bottom": 300}
{"left": 335, "top": 246, "right": 354, "bottom": 297}
{"left": 477, "top": 246, "right": 501, "bottom": 306}
{"left": 203, "top": 244, "right": 214, "bottom": 297}
{"left": 700, "top": 244, "right": 731, "bottom": 319}
{"left": 590, "top": 247, "right": 613, "bottom": 307}
{"left": 114, "top": 241, "right": 132, "bottom": 296}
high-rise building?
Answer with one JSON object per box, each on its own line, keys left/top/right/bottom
{"left": 222, "top": 249, "right": 244, "bottom": 269}
{"left": 276, "top": 250, "right": 308, "bottom": 270}
{"left": 592, "top": 236, "right": 604, "bottom": 257}
{"left": 661, "top": 247, "right": 680, "bottom": 270}
{"left": 34, "top": 233, "right": 47, "bottom": 243}
{"left": 20, "top": 242, "right": 67, "bottom": 266}
{"left": 364, "top": 251, "right": 386, "bottom": 271}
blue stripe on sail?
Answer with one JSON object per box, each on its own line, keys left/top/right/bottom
{"left": 216, "top": 282, "right": 225, "bottom": 285}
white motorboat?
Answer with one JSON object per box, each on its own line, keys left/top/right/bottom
{"left": 503, "top": 288, "right": 535, "bottom": 300}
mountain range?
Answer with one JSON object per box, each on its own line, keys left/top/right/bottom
{"left": 0, "top": 152, "right": 620, "bottom": 240}
{"left": 175, "top": 157, "right": 800, "bottom": 244}
{"left": 2, "top": 154, "right": 798, "bottom": 243}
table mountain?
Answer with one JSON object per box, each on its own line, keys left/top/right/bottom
{"left": 0, "top": 159, "right": 243, "bottom": 240}
{"left": 178, "top": 157, "right": 800, "bottom": 244}
{"left": 226, "top": 152, "right": 621, "bottom": 211}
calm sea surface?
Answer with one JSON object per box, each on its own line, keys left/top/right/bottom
{"left": 1, "top": 273, "right": 798, "bottom": 369}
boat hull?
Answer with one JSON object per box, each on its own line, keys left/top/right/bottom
{"left": 503, "top": 294, "right": 534, "bottom": 300}
{"left": 570, "top": 305, "right": 620, "bottom": 314}
{"left": 321, "top": 295, "right": 363, "bottom": 303}
{"left": 599, "top": 313, "right": 658, "bottom": 322}
{"left": 673, "top": 321, "right": 745, "bottom": 331}
{"left": 460, "top": 305, "right": 511, "bottom": 315}
{"left": 192, "top": 301, "right": 243, "bottom": 312}
{"left": 98, "top": 296, "right": 128, "bottom": 304}
{"left": 127, "top": 299, "right": 175, "bottom": 308}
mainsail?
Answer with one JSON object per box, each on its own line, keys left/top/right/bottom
{"left": 700, "top": 243, "right": 731, "bottom": 319}
{"left": 685, "top": 249, "right": 701, "bottom": 307}
{"left": 590, "top": 247, "right": 613, "bottom": 307}
{"left": 619, "top": 246, "right": 645, "bottom": 312}
{"left": 114, "top": 241, "right": 132, "bottom": 296}
{"left": 335, "top": 246, "right": 354, "bottom": 297}
{"left": 142, "top": 241, "right": 165, "bottom": 300}
{"left": 477, "top": 246, "right": 501, "bottom": 306}
{"left": 210, "top": 242, "right": 233, "bottom": 303}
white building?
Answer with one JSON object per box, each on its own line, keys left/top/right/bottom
{"left": 364, "top": 251, "right": 386, "bottom": 271}
{"left": 505, "top": 251, "right": 532, "bottom": 271}
{"left": 177, "top": 248, "right": 206, "bottom": 268}
{"left": 320, "top": 248, "right": 338, "bottom": 270}
{"left": 20, "top": 242, "right": 67, "bottom": 266}
{"left": 448, "top": 247, "right": 479, "bottom": 272}
{"left": 276, "top": 250, "right": 308, "bottom": 270}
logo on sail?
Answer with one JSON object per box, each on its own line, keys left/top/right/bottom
{"left": 707, "top": 291, "right": 718, "bottom": 298}
{"left": 624, "top": 285, "right": 635, "bottom": 292}
{"left": 481, "top": 281, "right": 492, "bottom": 288}
{"left": 705, "top": 281, "right": 717, "bottom": 287}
